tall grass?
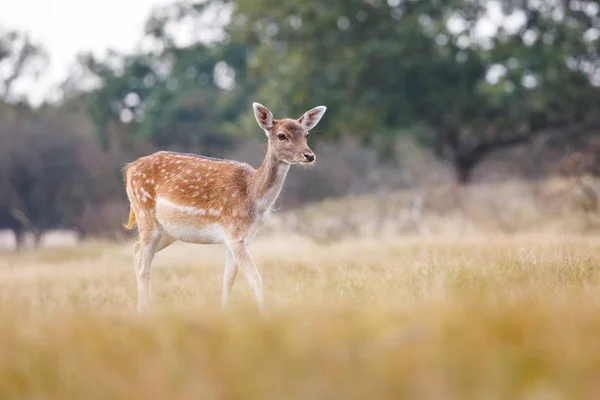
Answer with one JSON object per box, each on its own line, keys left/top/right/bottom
{"left": 1, "top": 234, "right": 600, "bottom": 399}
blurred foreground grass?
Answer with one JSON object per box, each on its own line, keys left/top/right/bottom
{"left": 1, "top": 234, "right": 600, "bottom": 399}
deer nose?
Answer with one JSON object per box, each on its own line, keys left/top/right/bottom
{"left": 304, "top": 153, "right": 315, "bottom": 162}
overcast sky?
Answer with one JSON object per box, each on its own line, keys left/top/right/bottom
{"left": 0, "top": 0, "right": 172, "bottom": 104}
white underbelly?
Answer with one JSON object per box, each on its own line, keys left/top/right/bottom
{"left": 155, "top": 196, "right": 227, "bottom": 244}
{"left": 161, "top": 221, "right": 226, "bottom": 244}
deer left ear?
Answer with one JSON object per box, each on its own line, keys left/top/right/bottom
{"left": 298, "top": 106, "right": 327, "bottom": 131}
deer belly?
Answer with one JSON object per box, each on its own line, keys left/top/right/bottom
{"left": 161, "top": 222, "right": 226, "bottom": 244}
{"left": 155, "top": 196, "right": 227, "bottom": 244}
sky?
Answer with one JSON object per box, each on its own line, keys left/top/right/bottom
{"left": 0, "top": 0, "right": 523, "bottom": 106}
{"left": 0, "top": 0, "right": 173, "bottom": 105}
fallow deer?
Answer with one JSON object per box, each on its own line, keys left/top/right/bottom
{"left": 123, "top": 102, "right": 327, "bottom": 312}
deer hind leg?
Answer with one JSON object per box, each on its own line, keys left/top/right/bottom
{"left": 135, "top": 223, "right": 175, "bottom": 313}
{"left": 228, "top": 240, "right": 264, "bottom": 312}
{"left": 221, "top": 249, "right": 239, "bottom": 311}
{"left": 132, "top": 232, "right": 174, "bottom": 282}
{"left": 132, "top": 240, "right": 142, "bottom": 281}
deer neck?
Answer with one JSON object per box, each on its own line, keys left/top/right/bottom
{"left": 251, "top": 150, "right": 290, "bottom": 214}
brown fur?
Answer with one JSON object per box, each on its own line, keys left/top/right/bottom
{"left": 124, "top": 151, "right": 256, "bottom": 239}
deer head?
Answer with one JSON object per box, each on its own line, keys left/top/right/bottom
{"left": 253, "top": 102, "right": 327, "bottom": 166}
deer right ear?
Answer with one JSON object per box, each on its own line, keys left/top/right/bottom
{"left": 253, "top": 102, "right": 274, "bottom": 134}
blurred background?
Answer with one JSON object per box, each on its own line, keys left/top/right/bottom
{"left": 1, "top": 0, "right": 599, "bottom": 249}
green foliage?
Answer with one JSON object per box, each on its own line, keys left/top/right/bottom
{"left": 72, "top": 0, "right": 254, "bottom": 156}
{"left": 232, "top": 0, "right": 600, "bottom": 179}
{"left": 66, "top": 0, "right": 600, "bottom": 171}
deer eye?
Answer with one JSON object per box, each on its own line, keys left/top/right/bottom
{"left": 277, "top": 133, "right": 287, "bottom": 141}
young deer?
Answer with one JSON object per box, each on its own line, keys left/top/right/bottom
{"left": 123, "top": 102, "right": 327, "bottom": 312}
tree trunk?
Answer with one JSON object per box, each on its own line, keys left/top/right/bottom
{"left": 455, "top": 166, "right": 472, "bottom": 185}
{"left": 14, "top": 228, "right": 25, "bottom": 251}
{"left": 454, "top": 156, "right": 477, "bottom": 185}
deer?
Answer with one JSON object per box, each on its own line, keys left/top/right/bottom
{"left": 123, "top": 102, "right": 327, "bottom": 312}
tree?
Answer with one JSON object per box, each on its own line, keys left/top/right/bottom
{"left": 0, "top": 26, "right": 47, "bottom": 102}
{"left": 231, "top": 0, "right": 600, "bottom": 183}
{"left": 69, "top": 0, "right": 254, "bottom": 158}
{"left": 0, "top": 103, "right": 114, "bottom": 248}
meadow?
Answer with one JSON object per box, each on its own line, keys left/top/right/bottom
{"left": 1, "top": 226, "right": 600, "bottom": 399}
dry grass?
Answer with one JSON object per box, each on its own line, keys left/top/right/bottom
{"left": 1, "top": 233, "right": 600, "bottom": 399}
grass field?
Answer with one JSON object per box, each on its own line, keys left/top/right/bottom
{"left": 1, "top": 232, "right": 600, "bottom": 399}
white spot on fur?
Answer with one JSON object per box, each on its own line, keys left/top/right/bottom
{"left": 140, "top": 188, "right": 153, "bottom": 202}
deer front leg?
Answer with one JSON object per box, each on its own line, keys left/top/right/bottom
{"left": 221, "top": 249, "right": 239, "bottom": 311}
{"left": 228, "top": 240, "right": 264, "bottom": 312}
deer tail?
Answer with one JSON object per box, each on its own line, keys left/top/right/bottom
{"left": 123, "top": 165, "right": 137, "bottom": 230}
{"left": 124, "top": 208, "right": 136, "bottom": 230}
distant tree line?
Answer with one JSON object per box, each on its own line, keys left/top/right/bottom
{"left": 1, "top": 0, "right": 600, "bottom": 246}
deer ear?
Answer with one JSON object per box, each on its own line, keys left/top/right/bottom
{"left": 298, "top": 106, "right": 327, "bottom": 131}
{"left": 253, "top": 102, "right": 274, "bottom": 133}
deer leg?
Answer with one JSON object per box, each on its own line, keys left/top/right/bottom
{"left": 221, "top": 249, "right": 239, "bottom": 311}
{"left": 133, "top": 241, "right": 142, "bottom": 271}
{"left": 133, "top": 230, "right": 175, "bottom": 313}
{"left": 156, "top": 233, "right": 176, "bottom": 253}
{"left": 136, "top": 229, "right": 163, "bottom": 313}
{"left": 132, "top": 241, "right": 142, "bottom": 305}
{"left": 229, "top": 240, "right": 264, "bottom": 312}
